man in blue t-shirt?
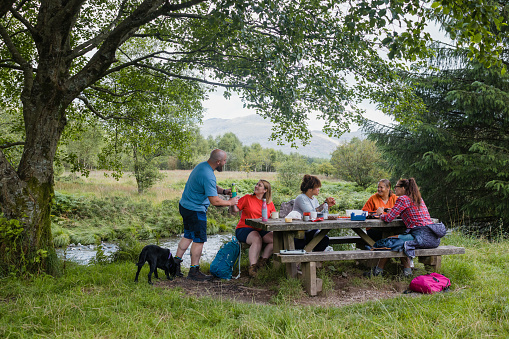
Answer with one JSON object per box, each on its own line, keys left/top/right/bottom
{"left": 174, "top": 149, "right": 239, "bottom": 281}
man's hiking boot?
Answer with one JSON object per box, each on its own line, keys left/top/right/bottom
{"left": 248, "top": 264, "right": 258, "bottom": 278}
{"left": 187, "top": 266, "right": 213, "bottom": 281}
{"left": 173, "top": 257, "right": 184, "bottom": 278}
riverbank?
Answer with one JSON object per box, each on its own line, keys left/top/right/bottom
{"left": 57, "top": 234, "right": 232, "bottom": 266}
{"left": 2, "top": 233, "right": 507, "bottom": 337}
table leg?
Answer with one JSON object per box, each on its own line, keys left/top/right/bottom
{"left": 304, "top": 229, "right": 331, "bottom": 252}
{"left": 272, "top": 232, "right": 284, "bottom": 269}
{"left": 351, "top": 228, "right": 375, "bottom": 247}
{"left": 282, "top": 232, "right": 298, "bottom": 278}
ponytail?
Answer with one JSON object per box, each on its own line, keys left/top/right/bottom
{"left": 399, "top": 178, "right": 422, "bottom": 207}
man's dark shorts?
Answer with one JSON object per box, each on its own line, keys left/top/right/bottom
{"left": 235, "top": 227, "right": 270, "bottom": 243}
{"left": 179, "top": 204, "right": 207, "bottom": 243}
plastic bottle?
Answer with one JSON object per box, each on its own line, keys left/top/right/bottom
{"left": 323, "top": 202, "right": 329, "bottom": 219}
{"left": 231, "top": 183, "right": 237, "bottom": 198}
{"left": 261, "top": 198, "right": 268, "bottom": 221}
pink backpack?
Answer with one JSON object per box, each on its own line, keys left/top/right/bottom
{"left": 409, "top": 273, "right": 451, "bottom": 294}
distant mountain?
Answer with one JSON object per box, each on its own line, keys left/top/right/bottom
{"left": 199, "top": 114, "right": 364, "bottom": 159}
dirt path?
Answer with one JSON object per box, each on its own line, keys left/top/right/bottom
{"left": 157, "top": 270, "right": 416, "bottom": 307}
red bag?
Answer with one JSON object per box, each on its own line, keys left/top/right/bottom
{"left": 409, "top": 273, "right": 451, "bottom": 294}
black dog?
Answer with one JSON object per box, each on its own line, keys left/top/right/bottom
{"left": 134, "top": 245, "right": 177, "bottom": 285}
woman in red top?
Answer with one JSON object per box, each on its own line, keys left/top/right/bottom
{"left": 367, "top": 178, "right": 433, "bottom": 277}
{"left": 232, "top": 180, "right": 275, "bottom": 277}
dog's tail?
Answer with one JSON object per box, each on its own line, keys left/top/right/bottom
{"left": 136, "top": 249, "right": 146, "bottom": 267}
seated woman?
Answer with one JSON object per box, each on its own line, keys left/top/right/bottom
{"left": 232, "top": 180, "right": 275, "bottom": 278}
{"left": 366, "top": 178, "right": 446, "bottom": 277}
{"left": 362, "top": 179, "right": 397, "bottom": 241}
{"left": 292, "top": 175, "right": 336, "bottom": 251}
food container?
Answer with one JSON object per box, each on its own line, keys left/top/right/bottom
{"left": 345, "top": 209, "right": 364, "bottom": 217}
{"left": 350, "top": 211, "right": 367, "bottom": 221}
{"left": 285, "top": 217, "right": 292, "bottom": 223}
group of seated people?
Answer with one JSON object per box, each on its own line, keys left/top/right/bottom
{"left": 231, "top": 175, "right": 445, "bottom": 278}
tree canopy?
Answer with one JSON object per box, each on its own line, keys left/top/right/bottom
{"left": 0, "top": 0, "right": 418, "bottom": 275}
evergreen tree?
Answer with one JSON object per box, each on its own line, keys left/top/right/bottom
{"left": 367, "top": 51, "right": 509, "bottom": 227}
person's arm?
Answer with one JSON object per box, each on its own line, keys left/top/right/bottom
{"left": 379, "top": 197, "right": 406, "bottom": 222}
{"left": 209, "top": 195, "right": 239, "bottom": 207}
{"left": 216, "top": 185, "right": 231, "bottom": 195}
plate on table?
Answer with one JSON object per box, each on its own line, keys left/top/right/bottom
{"left": 311, "top": 217, "right": 324, "bottom": 222}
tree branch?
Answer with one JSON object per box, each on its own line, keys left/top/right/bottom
{"left": 0, "top": 0, "right": 15, "bottom": 18}
{"left": 0, "top": 22, "right": 33, "bottom": 90}
{"left": 9, "top": 6, "right": 36, "bottom": 36}
{"left": 0, "top": 141, "right": 25, "bottom": 149}
{"left": 77, "top": 95, "right": 137, "bottom": 122}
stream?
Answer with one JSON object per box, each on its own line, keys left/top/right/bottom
{"left": 56, "top": 233, "right": 233, "bottom": 267}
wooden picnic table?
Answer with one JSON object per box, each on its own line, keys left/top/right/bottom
{"left": 245, "top": 216, "right": 465, "bottom": 296}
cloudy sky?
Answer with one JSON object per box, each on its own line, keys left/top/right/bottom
{"left": 202, "top": 89, "right": 395, "bottom": 132}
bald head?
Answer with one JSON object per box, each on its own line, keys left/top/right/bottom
{"left": 209, "top": 149, "right": 227, "bottom": 162}
{"left": 208, "top": 149, "right": 227, "bottom": 171}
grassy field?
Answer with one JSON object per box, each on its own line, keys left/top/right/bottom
{"left": 1, "top": 232, "right": 508, "bottom": 338}
{"left": 55, "top": 170, "right": 279, "bottom": 203}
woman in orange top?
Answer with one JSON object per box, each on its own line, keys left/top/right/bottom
{"left": 362, "top": 179, "right": 397, "bottom": 241}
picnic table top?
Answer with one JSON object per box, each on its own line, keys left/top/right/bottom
{"left": 245, "top": 217, "right": 409, "bottom": 232}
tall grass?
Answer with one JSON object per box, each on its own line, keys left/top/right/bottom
{"left": 1, "top": 233, "right": 508, "bottom": 337}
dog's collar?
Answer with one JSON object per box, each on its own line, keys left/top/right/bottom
{"left": 168, "top": 251, "right": 171, "bottom": 259}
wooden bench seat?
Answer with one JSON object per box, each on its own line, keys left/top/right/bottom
{"left": 275, "top": 245, "right": 465, "bottom": 296}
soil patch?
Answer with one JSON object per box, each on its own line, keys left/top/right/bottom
{"left": 157, "top": 269, "right": 418, "bottom": 307}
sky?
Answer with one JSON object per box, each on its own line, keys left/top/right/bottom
{"left": 202, "top": 89, "right": 395, "bottom": 132}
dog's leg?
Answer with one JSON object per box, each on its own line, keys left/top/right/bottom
{"left": 134, "top": 264, "right": 143, "bottom": 283}
{"left": 153, "top": 266, "right": 159, "bottom": 279}
{"left": 148, "top": 262, "right": 156, "bottom": 285}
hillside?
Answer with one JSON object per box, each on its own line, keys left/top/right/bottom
{"left": 199, "top": 114, "right": 364, "bottom": 159}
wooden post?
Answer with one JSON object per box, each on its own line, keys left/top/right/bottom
{"left": 301, "top": 262, "right": 322, "bottom": 296}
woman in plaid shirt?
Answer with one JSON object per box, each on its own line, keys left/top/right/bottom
{"left": 377, "top": 178, "right": 432, "bottom": 228}
{"left": 365, "top": 178, "right": 446, "bottom": 277}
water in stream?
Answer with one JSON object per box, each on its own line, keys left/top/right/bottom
{"left": 56, "top": 233, "right": 233, "bottom": 267}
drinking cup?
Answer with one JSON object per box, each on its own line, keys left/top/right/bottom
{"left": 310, "top": 211, "right": 317, "bottom": 220}
{"left": 271, "top": 211, "right": 279, "bottom": 219}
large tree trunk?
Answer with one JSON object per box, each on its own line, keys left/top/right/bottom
{"left": 0, "top": 90, "right": 67, "bottom": 275}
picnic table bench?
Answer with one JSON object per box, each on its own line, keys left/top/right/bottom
{"left": 245, "top": 217, "right": 465, "bottom": 296}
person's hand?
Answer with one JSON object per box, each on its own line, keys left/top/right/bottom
{"left": 326, "top": 197, "right": 336, "bottom": 206}
{"left": 375, "top": 207, "right": 384, "bottom": 216}
{"left": 224, "top": 188, "right": 232, "bottom": 196}
{"left": 229, "top": 196, "right": 239, "bottom": 206}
